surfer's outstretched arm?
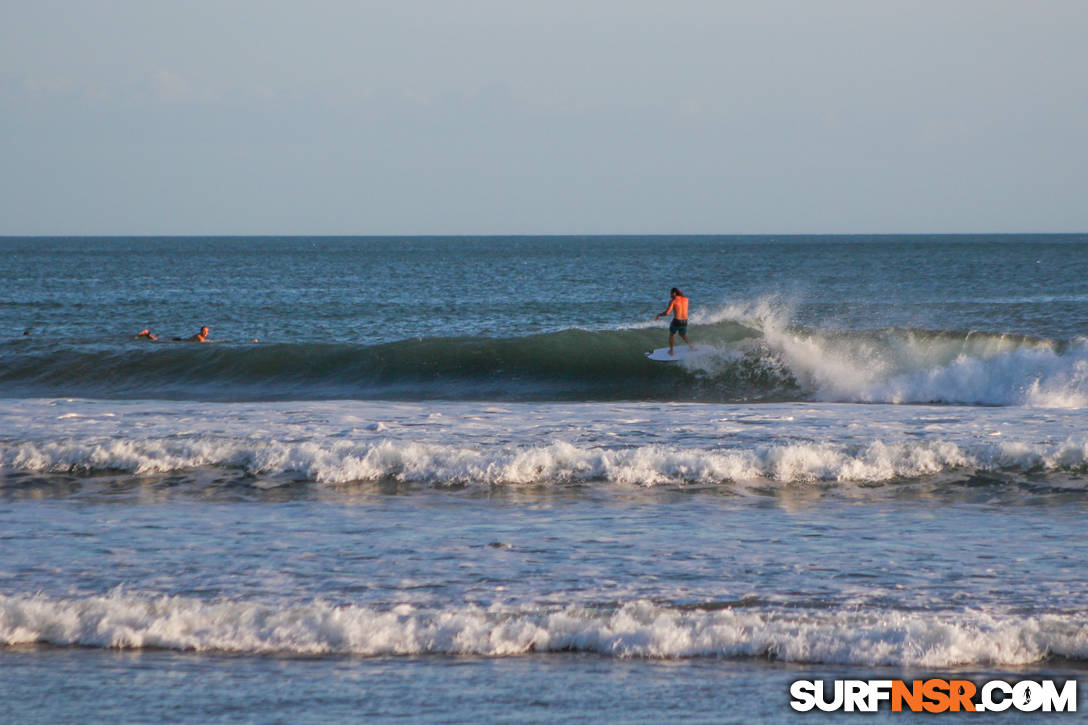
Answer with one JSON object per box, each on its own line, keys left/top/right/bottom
{"left": 656, "top": 294, "right": 682, "bottom": 320}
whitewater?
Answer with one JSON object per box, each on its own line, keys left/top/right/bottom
{"left": 2, "top": 399, "right": 1086, "bottom": 487}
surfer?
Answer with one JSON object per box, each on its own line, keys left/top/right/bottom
{"left": 654, "top": 287, "right": 691, "bottom": 356}
{"left": 135, "top": 328, "right": 159, "bottom": 341}
{"left": 172, "top": 326, "right": 210, "bottom": 342}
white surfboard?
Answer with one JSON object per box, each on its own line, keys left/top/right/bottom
{"left": 645, "top": 346, "right": 698, "bottom": 362}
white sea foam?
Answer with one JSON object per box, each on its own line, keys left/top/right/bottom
{"left": 794, "top": 337, "right": 1088, "bottom": 409}
{"left": 3, "top": 591, "right": 1086, "bottom": 666}
{"left": 680, "top": 298, "right": 1088, "bottom": 408}
{"left": 3, "top": 435, "right": 1086, "bottom": 486}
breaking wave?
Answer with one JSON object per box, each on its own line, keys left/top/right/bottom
{"left": 1, "top": 300, "right": 1085, "bottom": 407}
{"left": 3, "top": 591, "right": 1087, "bottom": 666}
{"left": 3, "top": 436, "right": 1087, "bottom": 487}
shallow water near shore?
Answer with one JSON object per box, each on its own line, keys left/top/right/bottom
{"left": 5, "top": 648, "right": 1086, "bottom": 724}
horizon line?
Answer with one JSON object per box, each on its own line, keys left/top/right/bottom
{"left": 3, "top": 231, "right": 1087, "bottom": 240}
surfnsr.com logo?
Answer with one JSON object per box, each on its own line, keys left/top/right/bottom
{"left": 790, "top": 679, "right": 1077, "bottom": 713}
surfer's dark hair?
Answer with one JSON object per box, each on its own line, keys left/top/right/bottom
{"left": 670, "top": 287, "right": 681, "bottom": 296}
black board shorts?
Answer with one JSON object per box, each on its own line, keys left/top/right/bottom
{"left": 669, "top": 318, "right": 688, "bottom": 335}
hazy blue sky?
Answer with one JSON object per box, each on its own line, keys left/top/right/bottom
{"left": 2, "top": 1, "right": 1086, "bottom": 235}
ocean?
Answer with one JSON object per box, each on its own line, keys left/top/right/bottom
{"left": 2, "top": 235, "right": 1087, "bottom": 722}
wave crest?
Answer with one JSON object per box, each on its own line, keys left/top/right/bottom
{"left": 4, "top": 592, "right": 1086, "bottom": 666}
{"left": 1, "top": 301, "right": 1086, "bottom": 407}
{"left": 4, "top": 437, "right": 1087, "bottom": 487}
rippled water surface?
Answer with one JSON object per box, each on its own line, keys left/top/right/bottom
{"left": 2, "top": 236, "right": 1087, "bottom": 721}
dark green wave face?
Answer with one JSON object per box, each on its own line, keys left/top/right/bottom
{"left": 0, "top": 321, "right": 771, "bottom": 401}
{"left": 1, "top": 321, "right": 1083, "bottom": 405}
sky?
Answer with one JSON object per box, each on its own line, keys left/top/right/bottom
{"left": 2, "top": 0, "right": 1086, "bottom": 235}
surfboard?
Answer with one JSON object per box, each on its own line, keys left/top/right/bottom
{"left": 645, "top": 346, "right": 698, "bottom": 362}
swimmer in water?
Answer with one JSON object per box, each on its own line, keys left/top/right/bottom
{"left": 173, "top": 326, "right": 210, "bottom": 342}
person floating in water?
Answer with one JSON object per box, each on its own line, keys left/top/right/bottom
{"left": 136, "top": 326, "right": 209, "bottom": 342}
{"left": 654, "top": 287, "right": 691, "bottom": 356}
{"left": 174, "top": 326, "right": 210, "bottom": 342}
